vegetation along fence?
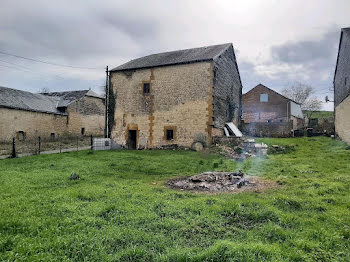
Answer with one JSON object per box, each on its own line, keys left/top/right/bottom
{"left": 0, "top": 135, "right": 104, "bottom": 158}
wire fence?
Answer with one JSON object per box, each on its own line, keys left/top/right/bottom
{"left": 0, "top": 135, "right": 104, "bottom": 158}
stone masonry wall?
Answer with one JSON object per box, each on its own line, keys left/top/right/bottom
{"left": 213, "top": 45, "right": 242, "bottom": 128}
{"left": 110, "top": 62, "right": 213, "bottom": 148}
{"left": 335, "top": 95, "right": 350, "bottom": 145}
{"left": 66, "top": 96, "right": 105, "bottom": 136}
{"left": 0, "top": 108, "right": 68, "bottom": 142}
{"left": 0, "top": 96, "right": 105, "bottom": 142}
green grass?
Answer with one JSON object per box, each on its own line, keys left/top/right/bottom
{"left": 303, "top": 110, "right": 334, "bottom": 121}
{"left": 0, "top": 137, "right": 349, "bottom": 261}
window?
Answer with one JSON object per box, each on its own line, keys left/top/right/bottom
{"left": 50, "top": 133, "right": 55, "bottom": 141}
{"left": 164, "top": 126, "right": 176, "bottom": 141}
{"left": 81, "top": 128, "right": 85, "bottom": 135}
{"left": 166, "top": 129, "right": 174, "bottom": 140}
{"left": 143, "top": 83, "right": 150, "bottom": 94}
{"left": 345, "top": 77, "right": 348, "bottom": 86}
{"left": 260, "top": 93, "right": 268, "bottom": 102}
{"left": 18, "top": 131, "right": 25, "bottom": 141}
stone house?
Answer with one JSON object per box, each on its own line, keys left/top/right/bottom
{"left": 0, "top": 87, "right": 105, "bottom": 142}
{"left": 242, "top": 84, "right": 304, "bottom": 136}
{"left": 109, "top": 43, "right": 242, "bottom": 149}
{"left": 334, "top": 27, "right": 350, "bottom": 145}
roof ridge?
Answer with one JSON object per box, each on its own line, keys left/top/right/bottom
{"left": 111, "top": 43, "right": 233, "bottom": 72}
{"left": 139, "top": 43, "right": 232, "bottom": 58}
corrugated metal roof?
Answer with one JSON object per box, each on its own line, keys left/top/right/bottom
{"left": 111, "top": 43, "right": 232, "bottom": 71}
{"left": 0, "top": 86, "right": 65, "bottom": 115}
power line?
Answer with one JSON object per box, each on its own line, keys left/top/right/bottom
{"left": 0, "top": 60, "right": 65, "bottom": 80}
{"left": 0, "top": 58, "right": 33, "bottom": 71}
{"left": 0, "top": 50, "right": 102, "bottom": 70}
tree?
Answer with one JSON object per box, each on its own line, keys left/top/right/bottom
{"left": 38, "top": 87, "right": 50, "bottom": 93}
{"left": 282, "top": 82, "right": 322, "bottom": 118}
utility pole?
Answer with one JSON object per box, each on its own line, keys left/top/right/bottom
{"left": 105, "top": 66, "right": 109, "bottom": 138}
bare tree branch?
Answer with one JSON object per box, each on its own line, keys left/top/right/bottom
{"left": 282, "top": 82, "right": 322, "bottom": 117}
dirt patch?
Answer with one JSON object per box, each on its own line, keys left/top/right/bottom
{"left": 168, "top": 171, "right": 278, "bottom": 193}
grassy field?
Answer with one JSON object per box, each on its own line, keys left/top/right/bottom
{"left": 0, "top": 137, "right": 349, "bottom": 261}
{"left": 303, "top": 110, "right": 334, "bottom": 121}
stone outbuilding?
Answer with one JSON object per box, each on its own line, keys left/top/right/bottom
{"left": 109, "top": 43, "right": 243, "bottom": 149}
{"left": 0, "top": 87, "right": 105, "bottom": 142}
{"left": 334, "top": 27, "right": 350, "bottom": 145}
{"left": 242, "top": 84, "right": 304, "bottom": 137}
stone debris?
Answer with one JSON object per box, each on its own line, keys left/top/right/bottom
{"left": 216, "top": 138, "right": 267, "bottom": 161}
{"left": 168, "top": 171, "right": 255, "bottom": 192}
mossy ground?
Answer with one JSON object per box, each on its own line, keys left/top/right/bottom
{"left": 0, "top": 137, "right": 349, "bottom": 261}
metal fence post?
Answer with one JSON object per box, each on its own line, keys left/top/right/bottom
{"left": 59, "top": 135, "right": 62, "bottom": 153}
{"left": 38, "top": 136, "right": 41, "bottom": 155}
{"left": 90, "top": 135, "right": 93, "bottom": 150}
{"left": 11, "top": 137, "right": 16, "bottom": 158}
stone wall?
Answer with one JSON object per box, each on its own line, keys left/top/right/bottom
{"left": 0, "top": 108, "right": 68, "bottom": 142}
{"left": 213, "top": 45, "right": 242, "bottom": 127}
{"left": 110, "top": 62, "right": 213, "bottom": 148}
{"left": 66, "top": 96, "right": 105, "bottom": 136}
{"left": 241, "top": 121, "right": 293, "bottom": 137}
{"left": 0, "top": 96, "right": 105, "bottom": 142}
{"left": 335, "top": 95, "right": 350, "bottom": 145}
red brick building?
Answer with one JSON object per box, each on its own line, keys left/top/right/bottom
{"left": 242, "top": 84, "right": 304, "bottom": 136}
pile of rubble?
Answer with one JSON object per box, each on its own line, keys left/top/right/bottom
{"left": 216, "top": 138, "right": 268, "bottom": 161}
{"left": 168, "top": 171, "right": 255, "bottom": 193}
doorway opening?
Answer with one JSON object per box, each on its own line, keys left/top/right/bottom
{"left": 128, "top": 130, "right": 137, "bottom": 149}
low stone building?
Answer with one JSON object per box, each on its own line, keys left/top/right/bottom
{"left": 109, "top": 43, "right": 243, "bottom": 149}
{"left": 334, "top": 27, "right": 350, "bottom": 145}
{"left": 0, "top": 87, "right": 105, "bottom": 142}
{"left": 242, "top": 84, "right": 304, "bottom": 137}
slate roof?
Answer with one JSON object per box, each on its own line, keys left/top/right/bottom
{"left": 0, "top": 87, "right": 103, "bottom": 115}
{"left": 0, "top": 86, "right": 65, "bottom": 115}
{"left": 111, "top": 43, "right": 232, "bottom": 71}
{"left": 333, "top": 27, "right": 350, "bottom": 106}
{"left": 44, "top": 90, "right": 103, "bottom": 107}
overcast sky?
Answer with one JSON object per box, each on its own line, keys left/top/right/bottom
{"left": 1, "top": 0, "right": 349, "bottom": 110}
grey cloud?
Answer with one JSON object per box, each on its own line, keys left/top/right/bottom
{"left": 0, "top": 2, "right": 159, "bottom": 63}
{"left": 271, "top": 28, "right": 339, "bottom": 64}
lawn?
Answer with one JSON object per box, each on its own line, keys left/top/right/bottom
{"left": 303, "top": 110, "right": 334, "bottom": 121}
{"left": 0, "top": 137, "right": 349, "bottom": 261}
